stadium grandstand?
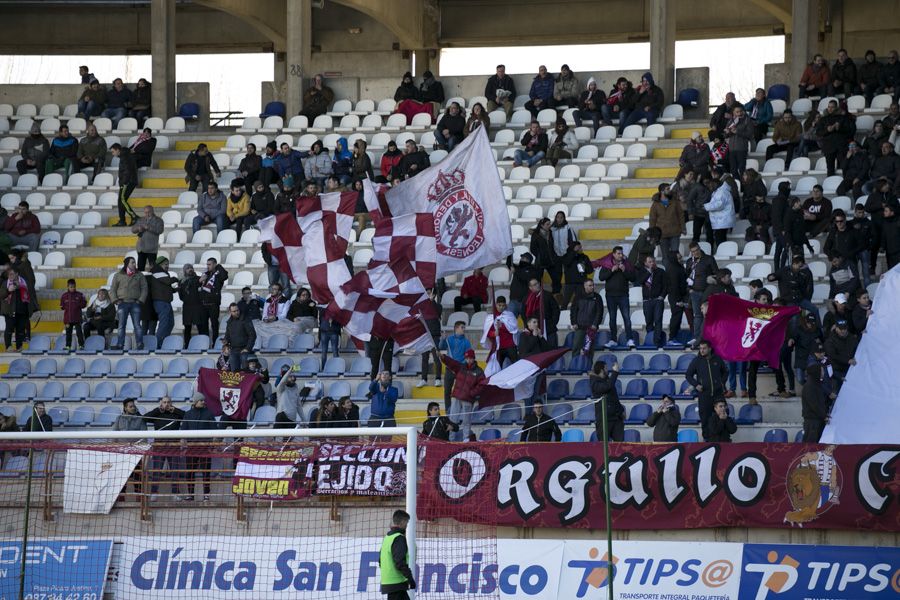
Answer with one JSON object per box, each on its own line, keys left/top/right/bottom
{"left": 0, "top": 1, "right": 898, "bottom": 599}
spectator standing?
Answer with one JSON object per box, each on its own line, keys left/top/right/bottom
{"left": 143, "top": 396, "right": 185, "bottom": 499}
{"left": 455, "top": 268, "right": 488, "bottom": 312}
{"left": 561, "top": 241, "right": 593, "bottom": 308}
{"left": 524, "top": 279, "right": 560, "bottom": 347}
{"left": 484, "top": 64, "right": 516, "bottom": 117}
{"left": 529, "top": 217, "right": 557, "bottom": 283}
{"left": 181, "top": 394, "right": 217, "bottom": 502}
{"left": 768, "top": 255, "right": 816, "bottom": 317}
{"left": 706, "top": 399, "right": 737, "bottom": 442}
{"left": 570, "top": 280, "right": 604, "bottom": 359}
{"left": 149, "top": 257, "right": 176, "bottom": 342}
{"left": 222, "top": 303, "right": 256, "bottom": 371}
{"left": 803, "top": 184, "right": 834, "bottom": 237}
{"left": 573, "top": 77, "right": 606, "bottom": 132}
{"left": 522, "top": 399, "right": 562, "bottom": 442}
{"left": 509, "top": 252, "right": 541, "bottom": 318}
{"left": 518, "top": 315, "right": 551, "bottom": 358}
{"left": 101, "top": 78, "right": 132, "bottom": 128}
{"left": 192, "top": 181, "right": 227, "bottom": 234}
{"left": 77, "top": 80, "right": 106, "bottom": 119}
{"left": 199, "top": 257, "right": 228, "bottom": 343}
{"left": 801, "top": 363, "right": 830, "bottom": 442}
{"left": 524, "top": 65, "right": 555, "bottom": 117}
{"left": 645, "top": 395, "right": 680, "bottom": 442}
{"left": 78, "top": 65, "right": 94, "bottom": 85}
{"left": 634, "top": 255, "right": 668, "bottom": 348}
{"left": 880, "top": 200, "right": 900, "bottom": 269}
{"left": 514, "top": 121, "right": 548, "bottom": 168}
{"left": 549, "top": 211, "right": 576, "bottom": 292}
{"left": 183, "top": 144, "right": 221, "bottom": 192}
{"left": 663, "top": 249, "right": 691, "bottom": 342}
{"left": 723, "top": 106, "right": 753, "bottom": 179}
{"left": 300, "top": 74, "right": 334, "bottom": 121}
{"left": 368, "top": 371, "right": 400, "bottom": 428}
{"left": 677, "top": 131, "right": 712, "bottom": 180}
{"left": 439, "top": 321, "right": 472, "bottom": 412}
{"left": 485, "top": 295, "right": 520, "bottom": 366}
{"left": 590, "top": 360, "right": 624, "bottom": 441}
{"left": 129, "top": 78, "right": 152, "bottom": 126}
{"left": 441, "top": 349, "right": 485, "bottom": 440}
{"left": 851, "top": 204, "right": 875, "bottom": 286}
{"left": 619, "top": 72, "right": 664, "bottom": 132}
{"left": 704, "top": 171, "right": 737, "bottom": 249}
{"left": 684, "top": 242, "right": 719, "bottom": 346}
{"left": 178, "top": 265, "right": 206, "bottom": 345}
{"left": 435, "top": 102, "right": 466, "bottom": 151}
{"left": 686, "top": 340, "right": 728, "bottom": 440}
{"left": 422, "top": 402, "right": 458, "bottom": 441}
{"left": 17, "top": 123, "right": 50, "bottom": 179}
{"left": 649, "top": 182, "right": 684, "bottom": 253}
{"left": 742, "top": 189, "right": 773, "bottom": 251}
{"left": 744, "top": 88, "right": 774, "bottom": 143}
{"left": 766, "top": 110, "right": 803, "bottom": 164}
{"left": 379, "top": 510, "right": 416, "bottom": 599}
{"left": 685, "top": 175, "right": 714, "bottom": 246}
{"left": 44, "top": 125, "right": 78, "bottom": 181}
{"left": 829, "top": 49, "right": 858, "bottom": 97}
{"left": 24, "top": 402, "right": 53, "bottom": 432}
{"left": 75, "top": 123, "right": 107, "bottom": 180}
{"left": 273, "top": 368, "right": 304, "bottom": 428}
{"left": 318, "top": 308, "right": 342, "bottom": 368}
{"left": 799, "top": 54, "right": 831, "bottom": 98}
{"left": 815, "top": 100, "right": 853, "bottom": 176}
{"left": 4, "top": 201, "right": 41, "bottom": 252}
{"left": 113, "top": 398, "right": 146, "bottom": 431}
{"left": 553, "top": 64, "right": 580, "bottom": 108}
{"left": 225, "top": 180, "right": 250, "bottom": 237}
{"left": 109, "top": 257, "right": 147, "bottom": 350}
{"left": 1, "top": 268, "right": 31, "bottom": 351}
{"left": 109, "top": 143, "right": 138, "bottom": 226}
{"left": 824, "top": 319, "right": 859, "bottom": 388}
{"left": 60, "top": 278, "right": 86, "bottom": 350}
{"left": 597, "top": 246, "right": 636, "bottom": 348}
{"left": 132, "top": 205, "right": 164, "bottom": 271}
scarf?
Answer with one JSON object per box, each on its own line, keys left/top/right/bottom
{"left": 607, "top": 90, "right": 623, "bottom": 105}
{"left": 126, "top": 267, "right": 136, "bottom": 277}
{"left": 95, "top": 298, "right": 110, "bottom": 310}
{"left": 264, "top": 294, "right": 282, "bottom": 320}
{"left": 201, "top": 268, "right": 220, "bottom": 294}
{"left": 525, "top": 290, "right": 543, "bottom": 321}
{"left": 526, "top": 130, "right": 543, "bottom": 149}
{"left": 4, "top": 277, "right": 29, "bottom": 306}
{"left": 581, "top": 326, "right": 597, "bottom": 356}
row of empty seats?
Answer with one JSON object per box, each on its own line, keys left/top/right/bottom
{"left": 1, "top": 116, "right": 187, "bottom": 136}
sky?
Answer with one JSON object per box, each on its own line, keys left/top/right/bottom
{"left": 0, "top": 36, "right": 784, "bottom": 117}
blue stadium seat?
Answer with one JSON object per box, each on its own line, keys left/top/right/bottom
{"left": 346, "top": 356, "right": 371, "bottom": 377}
{"left": 736, "top": 403, "right": 762, "bottom": 425}
{"left": 563, "top": 331, "right": 575, "bottom": 349}
{"left": 178, "top": 102, "right": 201, "bottom": 121}
{"left": 764, "top": 428, "right": 788, "bottom": 443}
{"left": 570, "top": 378, "right": 592, "bottom": 399}
{"left": 48, "top": 407, "right": 69, "bottom": 427}
{"left": 22, "top": 335, "right": 51, "bottom": 355}
{"left": 68, "top": 406, "right": 95, "bottom": 427}
{"left": 570, "top": 403, "right": 595, "bottom": 425}
{"left": 596, "top": 353, "right": 616, "bottom": 368}
{"left": 676, "top": 379, "right": 694, "bottom": 400}
{"left": 639, "top": 330, "right": 666, "bottom": 349}
{"left": 546, "top": 356, "right": 567, "bottom": 375}
{"left": 11, "top": 382, "right": 37, "bottom": 402}
{"left": 473, "top": 408, "right": 494, "bottom": 424}
{"left": 506, "top": 430, "right": 521, "bottom": 442}
{"left": 625, "top": 403, "right": 652, "bottom": 424}
{"left": 767, "top": 84, "right": 790, "bottom": 101}
{"left": 619, "top": 354, "right": 644, "bottom": 374}
{"left": 143, "top": 381, "right": 168, "bottom": 402}
{"left": 185, "top": 335, "right": 211, "bottom": 354}
{"left": 32, "top": 358, "right": 57, "bottom": 377}
{"left": 794, "top": 430, "right": 804, "bottom": 442}
{"left": 297, "top": 357, "right": 320, "bottom": 377}
{"left": 589, "top": 430, "right": 598, "bottom": 442}
{"left": 562, "top": 429, "right": 585, "bottom": 442}
{"left": 546, "top": 379, "right": 569, "bottom": 401}
{"left": 171, "top": 381, "right": 193, "bottom": 402}
{"left": 647, "top": 378, "right": 676, "bottom": 400}
{"left": 37, "top": 381, "right": 64, "bottom": 402}
{"left": 399, "top": 355, "right": 421, "bottom": 376}
{"left": 137, "top": 358, "right": 163, "bottom": 378}
{"left": 671, "top": 353, "right": 694, "bottom": 374}
{"left": 320, "top": 357, "right": 346, "bottom": 377}
{"left": 352, "top": 382, "right": 371, "bottom": 401}
{"left": 48, "top": 334, "right": 69, "bottom": 356}
{"left": 252, "top": 405, "right": 276, "bottom": 425}
{"left": 163, "top": 358, "right": 189, "bottom": 378}
{"left": 62, "top": 381, "right": 90, "bottom": 402}
{"left": 129, "top": 335, "right": 157, "bottom": 355}
{"left": 93, "top": 406, "right": 120, "bottom": 427}
{"left": 261, "top": 334, "right": 289, "bottom": 353}
{"left": 682, "top": 403, "right": 700, "bottom": 424}
{"left": 60, "top": 358, "right": 85, "bottom": 377}
{"left": 644, "top": 353, "right": 671, "bottom": 374}
{"left": 157, "top": 335, "right": 184, "bottom": 355}
{"left": 83, "top": 358, "right": 111, "bottom": 378}
{"left": 478, "top": 428, "right": 501, "bottom": 441}
{"left": 677, "top": 429, "right": 699, "bottom": 442}
{"left": 269, "top": 357, "right": 294, "bottom": 376}
{"left": 592, "top": 330, "right": 611, "bottom": 349}
{"left": 676, "top": 88, "right": 700, "bottom": 108}
{"left": 358, "top": 405, "right": 371, "bottom": 423}
{"left": 116, "top": 381, "right": 143, "bottom": 402}
{"left": 493, "top": 403, "right": 522, "bottom": 425}
{"left": 260, "top": 101, "right": 286, "bottom": 118}
{"left": 0, "top": 383, "right": 8, "bottom": 401}
{"left": 291, "top": 333, "right": 315, "bottom": 352}
{"left": 327, "top": 381, "right": 351, "bottom": 398}
{"left": 110, "top": 358, "right": 137, "bottom": 378}
{"left": 564, "top": 354, "right": 591, "bottom": 375}
{"left": 189, "top": 358, "right": 215, "bottom": 376}
{"left": 0, "top": 456, "right": 29, "bottom": 477}
{"left": 76, "top": 335, "right": 106, "bottom": 355}
{"left": 623, "top": 429, "right": 641, "bottom": 442}
{"left": 620, "top": 378, "right": 648, "bottom": 400}
{"left": 549, "top": 403, "right": 573, "bottom": 424}
{"left": 617, "top": 331, "right": 640, "bottom": 348}
{"left": 394, "top": 381, "right": 406, "bottom": 398}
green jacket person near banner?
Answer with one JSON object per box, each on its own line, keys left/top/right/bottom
{"left": 380, "top": 510, "right": 416, "bottom": 599}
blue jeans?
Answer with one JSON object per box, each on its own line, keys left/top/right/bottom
{"left": 116, "top": 301, "right": 143, "bottom": 349}
{"left": 154, "top": 300, "right": 174, "bottom": 341}
{"left": 622, "top": 108, "right": 659, "bottom": 130}
{"left": 605, "top": 294, "right": 632, "bottom": 342}
{"left": 728, "top": 361, "right": 747, "bottom": 392}
{"left": 689, "top": 290, "right": 705, "bottom": 341}
{"left": 192, "top": 214, "right": 226, "bottom": 234}
{"left": 101, "top": 107, "right": 127, "bottom": 127}
{"left": 320, "top": 332, "right": 340, "bottom": 367}
{"left": 77, "top": 99, "right": 102, "bottom": 118}
{"left": 514, "top": 149, "right": 545, "bottom": 167}
{"left": 643, "top": 298, "right": 665, "bottom": 345}
{"left": 434, "top": 129, "right": 462, "bottom": 150}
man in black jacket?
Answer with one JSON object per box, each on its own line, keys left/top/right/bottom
{"left": 824, "top": 319, "right": 858, "bottom": 388}
{"left": 199, "top": 258, "right": 229, "bottom": 343}
{"left": 562, "top": 241, "right": 593, "bottom": 309}
{"left": 178, "top": 265, "right": 206, "bottom": 345}
{"left": 801, "top": 363, "right": 830, "bottom": 442}
{"left": 522, "top": 400, "right": 561, "bottom": 442}
{"left": 434, "top": 102, "right": 466, "bottom": 151}
{"left": 422, "top": 402, "right": 459, "bottom": 441}
{"left": 110, "top": 143, "right": 138, "bottom": 227}
{"left": 685, "top": 242, "right": 718, "bottom": 347}
{"left": 685, "top": 340, "right": 728, "bottom": 441}
{"left": 824, "top": 209, "right": 860, "bottom": 262}
{"left": 815, "top": 100, "right": 853, "bottom": 176}
{"left": 570, "top": 280, "right": 604, "bottom": 360}
{"left": 590, "top": 360, "right": 623, "bottom": 441}
{"left": 597, "top": 246, "right": 636, "bottom": 348}
{"left": 768, "top": 255, "right": 817, "bottom": 321}
{"left": 525, "top": 278, "right": 560, "bottom": 347}
{"left": 645, "top": 395, "right": 680, "bottom": 442}
{"left": 634, "top": 255, "right": 668, "bottom": 348}
{"left": 706, "top": 399, "right": 737, "bottom": 442}
{"left": 397, "top": 139, "right": 430, "bottom": 180}
{"left": 149, "top": 257, "right": 176, "bottom": 341}
{"left": 518, "top": 316, "right": 551, "bottom": 358}
{"left": 836, "top": 142, "right": 869, "bottom": 199}
{"left": 484, "top": 64, "right": 516, "bottom": 117}
{"left": 144, "top": 396, "right": 185, "bottom": 498}
{"left": 663, "top": 250, "right": 690, "bottom": 342}
{"left": 509, "top": 252, "right": 542, "bottom": 318}
{"left": 222, "top": 303, "right": 256, "bottom": 371}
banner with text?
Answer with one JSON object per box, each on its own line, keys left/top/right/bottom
{"left": 314, "top": 442, "right": 407, "bottom": 497}
{"left": 0, "top": 539, "right": 113, "bottom": 600}
{"left": 418, "top": 441, "right": 900, "bottom": 531}
{"left": 231, "top": 445, "right": 315, "bottom": 500}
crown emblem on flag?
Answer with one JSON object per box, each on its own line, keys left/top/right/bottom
{"left": 218, "top": 370, "right": 244, "bottom": 387}
{"left": 747, "top": 307, "right": 777, "bottom": 321}
{"left": 427, "top": 168, "right": 467, "bottom": 201}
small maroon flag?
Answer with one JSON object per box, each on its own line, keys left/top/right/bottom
{"left": 703, "top": 294, "right": 799, "bottom": 365}
{"left": 197, "top": 367, "right": 260, "bottom": 420}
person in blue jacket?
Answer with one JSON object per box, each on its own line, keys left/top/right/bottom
{"left": 368, "top": 370, "right": 399, "bottom": 428}
{"left": 273, "top": 142, "right": 305, "bottom": 191}
{"left": 524, "top": 65, "right": 555, "bottom": 117}
{"left": 332, "top": 137, "right": 353, "bottom": 186}
{"left": 744, "top": 87, "right": 774, "bottom": 143}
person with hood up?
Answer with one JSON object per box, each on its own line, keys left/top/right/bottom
{"left": 331, "top": 137, "right": 353, "bottom": 185}
{"left": 303, "top": 139, "right": 332, "bottom": 188}
{"left": 524, "top": 65, "right": 555, "bottom": 117}
{"left": 351, "top": 139, "right": 374, "bottom": 181}
{"left": 435, "top": 102, "right": 466, "bottom": 151}
{"left": 546, "top": 117, "right": 578, "bottom": 166}
{"left": 17, "top": 123, "right": 50, "bottom": 179}
{"left": 573, "top": 77, "right": 607, "bottom": 132}
{"left": 704, "top": 168, "right": 737, "bottom": 250}
{"left": 553, "top": 64, "right": 580, "bottom": 108}
{"left": 620, "top": 71, "right": 664, "bottom": 132}
{"left": 109, "top": 256, "right": 148, "bottom": 350}
{"left": 300, "top": 73, "right": 334, "bottom": 121}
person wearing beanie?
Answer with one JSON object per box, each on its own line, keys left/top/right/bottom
{"left": 109, "top": 256, "right": 148, "bottom": 350}
{"left": 132, "top": 205, "right": 164, "bottom": 271}
{"left": 441, "top": 348, "right": 486, "bottom": 440}
{"left": 17, "top": 122, "right": 50, "bottom": 178}
{"left": 619, "top": 71, "right": 664, "bottom": 133}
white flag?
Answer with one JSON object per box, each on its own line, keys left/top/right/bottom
{"left": 382, "top": 126, "right": 513, "bottom": 277}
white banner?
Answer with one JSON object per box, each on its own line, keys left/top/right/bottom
{"left": 63, "top": 445, "right": 148, "bottom": 514}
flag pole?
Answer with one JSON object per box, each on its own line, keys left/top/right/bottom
{"left": 601, "top": 393, "right": 614, "bottom": 600}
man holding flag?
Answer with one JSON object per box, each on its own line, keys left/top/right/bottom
{"left": 441, "top": 349, "right": 487, "bottom": 440}
{"left": 481, "top": 295, "right": 519, "bottom": 375}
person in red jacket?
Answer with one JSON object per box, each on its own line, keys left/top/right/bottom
{"left": 60, "top": 278, "right": 87, "bottom": 351}
{"left": 441, "top": 348, "right": 487, "bottom": 440}
{"left": 378, "top": 141, "right": 403, "bottom": 183}
{"left": 4, "top": 201, "right": 41, "bottom": 252}
{"left": 454, "top": 268, "right": 488, "bottom": 312}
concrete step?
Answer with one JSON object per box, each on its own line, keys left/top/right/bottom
{"left": 577, "top": 227, "right": 632, "bottom": 240}
{"left": 89, "top": 235, "right": 138, "bottom": 248}
{"left": 634, "top": 167, "right": 679, "bottom": 179}
{"left": 615, "top": 187, "right": 657, "bottom": 199}
{"left": 158, "top": 159, "right": 185, "bottom": 170}
{"left": 141, "top": 177, "right": 186, "bottom": 190}
{"left": 652, "top": 148, "right": 681, "bottom": 159}
{"left": 71, "top": 256, "right": 128, "bottom": 268}
{"left": 52, "top": 277, "right": 107, "bottom": 289}
{"left": 670, "top": 128, "right": 696, "bottom": 139}
{"left": 174, "top": 140, "right": 226, "bottom": 151}
{"left": 597, "top": 207, "right": 649, "bottom": 219}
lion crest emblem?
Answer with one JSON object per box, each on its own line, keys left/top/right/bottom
{"left": 428, "top": 168, "right": 485, "bottom": 259}
{"left": 784, "top": 445, "right": 842, "bottom": 526}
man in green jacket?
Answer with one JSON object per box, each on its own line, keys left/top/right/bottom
{"left": 109, "top": 257, "right": 148, "bottom": 350}
{"left": 380, "top": 510, "right": 416, "bottom": 599}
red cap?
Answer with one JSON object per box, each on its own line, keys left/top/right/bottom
{"left": 464, "top": 349, "right": 476, "bottom": 359}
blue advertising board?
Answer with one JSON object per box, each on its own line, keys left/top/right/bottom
{"left": 0, "top": 539, "right": 112, "bottom": 600}
{"left": 741, "top": 543, "right": 900, "bottom": 600}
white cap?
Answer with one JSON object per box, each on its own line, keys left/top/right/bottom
{"left": 690, "top": 131, "right": 701, "bottom": 140}
{"left": 833, "top": 293, "right": 848, "bottom": 304}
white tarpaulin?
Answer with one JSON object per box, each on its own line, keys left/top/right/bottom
{"left": 820, "top": 264, "right": 900, "bottom": 444}
{"left": 63, "top": 444, "right": 148, "bottom": 514}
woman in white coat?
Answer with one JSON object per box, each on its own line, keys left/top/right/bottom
{"left": 704, "top": 169, "right": 736, "bottom": 250}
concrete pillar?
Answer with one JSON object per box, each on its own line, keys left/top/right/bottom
{"left": 649, "top": 0, "right": 676, "bottom": 103}
{"left": 150, "top": 0, "right": 176, "bottom": 120}
{"left": 285, "top": 0, "right": 312, "bottom": 117}
{"left": 790, "top": 0, "right": 820, "bottom": 93}
{"left": 412, "top": 49, "right": 439, "bottom": 76}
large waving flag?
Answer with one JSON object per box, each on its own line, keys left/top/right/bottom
{"left": 197, "top": 367, "right": 261, "bottom": 420}
{"left": 478, "top": 347, "right": 569, "bottom": 408}
{"left": 702, "top": 294, "right": 799, "bottom": 365}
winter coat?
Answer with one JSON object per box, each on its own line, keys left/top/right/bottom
{"left": 250, "top": 189, "right": 274, "bottom": 218}
{"left": 518, "top": 330, "right": 551, "bottom": 357}
{"left": 704, "top": 183, "right": 737, "bottom": 230}
{"left": 117, "top": 147, "right": 137, "bottom": 186}
{"left": 49, "top": 136, "right": 78, "bottom": 161}
{"left": 197, "top": 191, "right": 226, "bottom": 221}
{"left": 562, "top": 249, "right": 593, "bottom": 286}
{"left": 442, "top": 359, "right": 486, "bottom": 404}
{"left": 550, "top": 223, "right": 576, "bottom": 258}
{"left": 144, "top": 406, "right": 185, "bottom": 431}
{"left": 529, "top": 230, "right": 557, "bottom": 269}
{"left": 223, "top": 316, "right": 256, "bottom": 350}
{"left": 368, "top": 381, "right": 399, "bottom": 418}
{"left": 591, "top": 371, "right": 624, "bottom": 420}
{"left": 685, "top": 352, "right": 728, "bottom": 397}
{"left": 60, "top": 290, "right": 86, "bottom": 324}
{"left": 510, "top": 262, "right": 542, "bottom": 302}
{"left": 418, "top": 78, "right": 445, "bottom": 104}
{"left": 831, "top": 58, "right": 858, "bottom": 86}
{"left": 548, "top": 129, "right": 579, "bottom": 153}
{"left": 597, "top": 262, "right": 636, "bottom": 297}
{"left": 181, "top": 406, "right": 218, "bottom": 430}
{"left": 85, "top": 300, "right": 116, "bottom": 332}
{"left": 484, "top": 74, "right": 517, "bottom": 103}
{"left": 522, "top": 413, "right": 562, "bottom": 442}
{"left": 303, "top": 151, "right": 332, "bottom": 181}
{"left": 226, "top": 193, "right": 250, "bottom": 221}
{"left": 706, "top": 414, "right": 737, "bottom": 442}
{"left": 570, "top": 290, "right": 604, "bottom": 328}
{"left": 177, "top": 274, "right": 204, "bottom": 325}
{"left": 646, "top": 407, "right": 681, "bottom": 442}
{"left": 684, "top": 181, "right": 710, "bottom": 217}
{"left": 149, "top": 264, "right": 176, "bottom": 303}
{"left": 649, "top": 193, "right": 684, "bottom": 238}
{"left": 815, "top": 111, "right": 854, "bottom": 155}
{"left": 768, "top": 266, "right": 813, "bottom": 304}
{"left": 772, "top": 118, "right": 803, "bottom": 144}
{"left": 801, "top": 378, "right": 830, "bottom": 421}
{"left": 133, "top": 214, "right": 164, "bottom": 253}
{"left": 76, "top": 134, "right": 107, "bottom": 162}
{"left": 437, "top": 112, "right": 466, "bottom": 138}
{"left": 824, "top": 227, "right": 861, "bottom": 260}
{"left": 422, "top": 415, "right": 458, "bottom": 441}
{"left": 679, "top": 142, "right": 712, "bottom": 175}
{"left": 113, "top": 412, "right": 146, "bottom": 431}
{"left": 273, "top": 150, "right": 304, "bottom": 178}
{"left": 21, "top": 135, "right": 50, "bottom": 164}
{"left": 519, "top": 131, "right": 548, "bottom": 155}
{"left": 824, "top": 331, "right": 858, "bottom": 376}
{"left": 238, "top": 153, "right": 262, "bottom": 176}
{"left": 529, "top": 74, "right": 555, "bottom": 102}
{"left": 634, "top": 266, "right": 668, "bottom": 300}
{"left": 744, "top": 98, "right": 773, "bottom": 125}
{"left": 183, "top": 151, "right": 220, "bottom": 181}
{"left": 109, "top": 270, "right": 148, "bottom": 304}
{"left": 800, "top": 63, "right": 831, "bottom": 88}
{"left": 684, "top": 253, "right": 718, "bottom": 292}
{"left": 553, "top": 74, "right": 581, "bottom": 100}
{"left": 725, "top": 117, "right": 754, "bottom": 153}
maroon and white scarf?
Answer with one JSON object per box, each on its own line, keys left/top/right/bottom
{"left": 4, "top": 276, "right": 29, "bottom": 306}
